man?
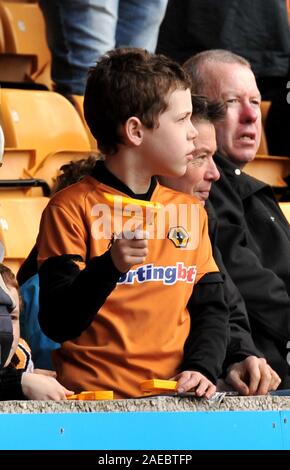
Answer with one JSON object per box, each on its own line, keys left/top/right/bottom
{"left": 183, "top": 50, "right": 290, "bottom": 388}
{"left": 39, "top": 0, "right": 168, "bottom": 97}
{"left": 160, "top": 94, "right": 280, "bottom": 395}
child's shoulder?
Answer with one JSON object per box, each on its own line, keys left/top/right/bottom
{"left": 51, "top": 175, "right": 97, "bottom": 203}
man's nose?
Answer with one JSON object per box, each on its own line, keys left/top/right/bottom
{"left": 205, "top": 158, "right": 220, "bottom": 181}
{"left": 240, "top": 101, "right": 259, "bottom": 123}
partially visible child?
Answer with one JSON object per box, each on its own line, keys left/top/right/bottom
{"left": 0, "top": 264, "right": 34, "bottom": 372}
{"left": 0, "top": 263, "right": 73, "bottom": 400}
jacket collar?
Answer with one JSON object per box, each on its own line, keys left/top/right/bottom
{"left": 214, "top": 152, "right": 269, "bottom": 199}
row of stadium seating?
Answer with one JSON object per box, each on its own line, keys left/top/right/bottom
{"left": 0, "top": 1, "right": 289, "bottom": 275}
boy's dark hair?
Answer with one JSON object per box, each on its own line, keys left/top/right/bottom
{"left": 51, "top": 155, "right": 99, "bottom": 194}
{"left": 191, "top": 94, "right": 226, "bottom": 124}
{"left": 84, "top": 47, "right": 192, "bottom": 156}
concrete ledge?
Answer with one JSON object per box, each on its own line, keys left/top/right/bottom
{"left": 0, "top": 395, "right": 290, "bottom": 414}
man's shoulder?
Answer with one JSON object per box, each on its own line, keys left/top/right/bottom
{"left": 156, "top": 182, "right": 201, "bottom": 205}
{"left": 213, "top": 153, "right": 266, "bottom": 196}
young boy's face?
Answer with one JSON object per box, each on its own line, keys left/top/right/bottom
{"left": 143, "top": 88, "right": 197, "bottom": 178}
{"left": 3, "top": 285, "right": 20, "bottom": 367}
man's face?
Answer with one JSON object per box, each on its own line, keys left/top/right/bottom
{"left": 3, "top": 285, "right": 20, "bottom": 368}
{"left": 159, "top": 119, "right": 219, "bottom": 204}
{"left": 203, "top": 63, "right": 262, "bottom": 168}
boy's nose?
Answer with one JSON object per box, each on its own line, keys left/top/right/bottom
{"left": 189, "top": 120, "right": 198, "bottom": 140}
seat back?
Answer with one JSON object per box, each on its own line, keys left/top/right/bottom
{"left": 257, "top": 101, "right": 271, "bottom": 155}
{"left": 244, "top": 154, "right": 290, "bottom": 187}
{"left": 0, "top": 89, "right": 91, "bottom": 166}
{"left": 0, "top": 196, "right": 49, "bottom": 274}
{"left": 0, "top": 1, "right": 50, "bottom": 85}
{"left": 279, "top": 202, "right": 290, "bottom": 224}
{"left": 71, "top": 95, "right": 99, "bottom": 151}
{"left": 32, "top": 150, "right": 100, "bottom": 191}
{"left": 1, "top": 148, "right": 36, "bottom": 178}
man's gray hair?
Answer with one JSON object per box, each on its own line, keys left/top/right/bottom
{"left": 183, "top": 49, "right": 251, "bottom": 94}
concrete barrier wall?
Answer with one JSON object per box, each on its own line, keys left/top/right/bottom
{"left": 0, "top": 396, "right": 290, "bottom": 450}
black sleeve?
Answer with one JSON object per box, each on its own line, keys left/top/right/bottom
{"left": 213, "top": 244, "right": 263, "bottom": 370}
{"left": 206, "top": 202, "right": 262, "bottom": 365}
{"left": 0, "top": 369, "right": 25, "bottom": 400}
{"left": 180, "top": 272, "right": 229, "bottom": 384}
{"left": 216, "top": 220, "right": 290, "bottom": 346}
{"left": 210, "top": 177, "right": 290, "bottom": 347}
{"left": 38, "top": 250, "right": 122, "bottom": 343}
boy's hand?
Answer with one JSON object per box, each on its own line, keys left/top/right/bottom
{"left": 110, "top": 228, "right": 149, "bottom": 273}
{"left": 170, "top": 370, "right": 216, "bottom": 399}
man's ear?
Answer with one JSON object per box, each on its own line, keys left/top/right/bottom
{"left": 123, "top": 116, "right": 143, "bottom": 146}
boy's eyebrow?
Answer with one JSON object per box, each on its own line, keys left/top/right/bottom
{"left": 177, "top": 110, "right": 192, "bottom": 118}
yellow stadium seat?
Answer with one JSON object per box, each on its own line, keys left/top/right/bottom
{"left": 257, "top": 101, "right": 271, "bottom": 156}
{"left": 287, "top": 0, "right": 290, "bottom": 24}
{"left": 71, "top": 95, "right": 99, "bottom": 151}
{"left": 0, "top": 89, "right": 92, "bottom": 166}
{"left": 244, "top": 154, "right": 290, "bottom": 187}
{"left": 0, "top": 1, "right": 51, "bottom": 86}
{"left": 0, "top": 196, "right": 48, "bottom": 274}
{"left": 1, "top": 148, "right": 36, "bottom": 177}
{"left": 31, "top": 150, "right": 100, "bottom": 193}
{"left": 0, "top": 10, "right": 5, "bottom": 51}
{"left": 279, "top": 203, "right": 290, "bottom": 224}
{"left": 257, "top": 128, "right": 269, "bottom": 156}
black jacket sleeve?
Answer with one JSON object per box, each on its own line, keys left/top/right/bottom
{"left": 38, "top": 250, "right": 122, "bottom": 343}
{"left": 215, "top": 219, "right": 290, "bottom": 345}
{"left": 180, "top": 272, "right": 229, "bottom": 384}
{"left": 210, "top": 169, "right": 290, "bottom": 348}
{"left": 206, "top": 201, "right": 262, "bottom": 367}
{"left": 213, "top": 244, "right": 262, "bottom": 370}
{"left": 0, "top": 369, "right": 25, "bottom": 400}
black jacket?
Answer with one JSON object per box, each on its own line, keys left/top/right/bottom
{"left": 206, "top": 201, "right": 262, "bottom": 372}
{"left": 210, "top": 153, "right": 290, "bottom": 387}
{"left": 157, "top": 0, "right": 290, "bottom": 78}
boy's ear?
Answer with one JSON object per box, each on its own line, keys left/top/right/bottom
{"left": 123, "top": 117, "right": 143, "bottom": 146}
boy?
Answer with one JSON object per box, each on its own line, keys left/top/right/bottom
{"left": 37, "top": 48, "right": 229, "bottom": 399}
{"left": 0, "top": 263, "right": 73, "bottom": 400}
